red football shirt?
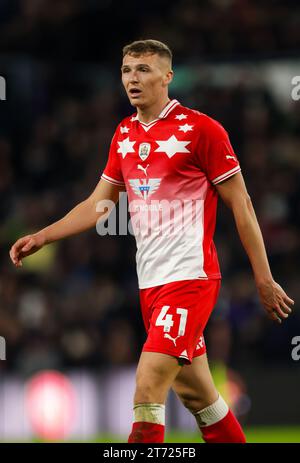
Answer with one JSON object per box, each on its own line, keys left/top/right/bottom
{"left": 101, "top": 99, "right": 241, "bottom": 289}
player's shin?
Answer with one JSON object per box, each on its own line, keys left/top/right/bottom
{"left": 128, "top": 403, "right": 165, "bottom": 443}
{"left": 193, "top": 394, "right": 246, "bottom": 443}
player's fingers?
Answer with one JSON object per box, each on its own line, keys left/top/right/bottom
{"left": 273, "top": 304, "right": 289, "bottom": 320}
{"left": 9, "top": 237, "right": 30, "bottom": 265}
{"left": 9, "top": 248, "right": 15, "bottom": 262}
{"left": 283, "top": 294, "right": 295, "bottom": 306}
{"left": 266, "top": 304, "right": 285, "bottom": 323}
{"left": 268, "top": 310, "right": 282, "bottom": 324}
{"left": 11, "top": 237, "right": 28, "bottom": 255}
{"left": 9, "top": 251, "right": 22, "bottom": 267}
{"left": 21, "top": 239, "right": 34, "bottom": 253}
{"left": 9, "top": 246, "right": 20, "bottom": 265}
{"left": 277, "top": 286, "right": 294, "bottom": 305}
{"left": 279, "top": 299, "right": 293, "bottom": 314}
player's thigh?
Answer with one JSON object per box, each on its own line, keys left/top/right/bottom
{"left": 172, "top": 353, "right": 218, "bottom": 412}
{"left": 134, "top": 351, "right": 182, "bottom": 403}
{"left": 136, "top": 351, "right": 182, "bottom": 388}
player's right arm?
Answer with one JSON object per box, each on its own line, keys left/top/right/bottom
{"left": 9, "top": 179, "right": 124, "bottom": 268}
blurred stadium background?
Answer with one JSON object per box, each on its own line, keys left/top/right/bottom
{"left": 0, "top": 0, "right": 300, "bottom": 443}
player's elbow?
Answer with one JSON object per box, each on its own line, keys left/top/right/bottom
{"left": 224, "top": 191, "right": 251, "bottom": 211}
{"left": 244, "top": 193, "right": 253, "bottom": 208}
{"left": 230, "top": 192, "right": 252, "bottom": 215}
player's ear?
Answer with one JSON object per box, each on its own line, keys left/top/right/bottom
{"left": 163, "top": 70, "right": 173, "bottom": 87}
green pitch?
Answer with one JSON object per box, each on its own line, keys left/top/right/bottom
{"left": 2, "top": 427, "right": 300, "bottom": 443}
{"left": 90, "top": 427, "right": 300, "bottom": 443}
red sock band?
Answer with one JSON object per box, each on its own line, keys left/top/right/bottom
{"left": 200, "top": 410, "right": 246, "bottom": 443}
{"left": 128, "top": 421, "right": 165, "bottom": 443}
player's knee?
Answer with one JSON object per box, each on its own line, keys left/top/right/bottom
{"left": 178, "top": 390, "right": 216, "bottom": 414}
{"left": 178, "top": 392, "right": 203, "bottom": 413}
{"left": 135, "top": 378, "right": 158, "bottom": 398}
{"left": 134, "top": 373, "right": 169, "bottom": 404}
{"left": 136, "top": 364, "right": 168, "bottom": 390}
{"left": 134, "top": 388, "right": 155, "bottom": 404}
{"left": 134, "top": 381, "right": 167, "bottom": 404}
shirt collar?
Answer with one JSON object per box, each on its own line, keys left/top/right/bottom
{"left": 131, "top": 99, "right": 180, "bottom": 124}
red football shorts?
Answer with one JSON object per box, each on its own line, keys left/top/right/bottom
{"left": 140, "top": 279, "right": 221, "bottom": 364}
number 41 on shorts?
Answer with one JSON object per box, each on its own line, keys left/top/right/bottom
{"left": 156, "top": 305, "right": 188, "bottom": 336}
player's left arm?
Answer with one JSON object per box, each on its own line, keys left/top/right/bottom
{"left": 215, "top": 171, "right": 294, "bottom": 323}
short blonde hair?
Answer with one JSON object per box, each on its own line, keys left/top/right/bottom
{"left": 122, "top": 39, "right": 172, "bottom": 64}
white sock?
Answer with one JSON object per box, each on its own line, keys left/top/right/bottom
{"left": 133, "top": 403, "right": 165, "bottom": 425}
{"left": 194, "top": 394, "right": 229, "bottom": 427}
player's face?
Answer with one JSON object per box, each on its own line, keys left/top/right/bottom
{"left": 121, "top": 53, "right": 173, "bottom": 108}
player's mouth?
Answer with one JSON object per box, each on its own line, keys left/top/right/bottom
{"left": 129, "top": 88, "right": 142, "bottom": 98}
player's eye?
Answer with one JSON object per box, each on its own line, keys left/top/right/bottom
{"left": 137, "top": 67, "right": 150, "bottom": 72}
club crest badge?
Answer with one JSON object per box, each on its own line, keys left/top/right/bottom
{"left": 139, "top": 143, "right": 151, "bottom": 161}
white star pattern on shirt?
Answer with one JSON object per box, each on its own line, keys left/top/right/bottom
{"left": 120, "top": 126, "right": 129, "bottom": 134}
{"left": 175, "top": 113, "right": 187, "bottom": 120}
{"left": 178, "top": 124, "right": 194, "bottom": 133}
{"left": 155, "top": 135, "right": 191, "bottom": 158}
{"left": 117, "top": 137, "right": 136, "bottom": 158}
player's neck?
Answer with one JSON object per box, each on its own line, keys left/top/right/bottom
{"left": 136, "top": 97, "right": 171, "bottom": 124}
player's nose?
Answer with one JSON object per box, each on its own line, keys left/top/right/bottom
{"left": 129, "top": 72, "right": 139, "bottom": 83}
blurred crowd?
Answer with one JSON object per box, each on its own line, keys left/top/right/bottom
{"left": 0, "top": 0, "right": 299, "bottom": 62}
{"left": 0, "top": 1, "right": 299, "bottom": 377}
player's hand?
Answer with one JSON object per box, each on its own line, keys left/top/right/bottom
{"left": 256, "top": 279, "right": 294, "bottom": 324}
{"left": 9, "top": 232, "right": 46, "bottom": 268}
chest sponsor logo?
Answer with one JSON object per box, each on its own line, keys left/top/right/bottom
{"left": 128, "top": 178, "right": 161, "bottom": 200}
{"left": 139, "top": 142, "right": 151, "bottom": 161}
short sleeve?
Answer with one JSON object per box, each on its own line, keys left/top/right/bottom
{"left": 101, "top": 128, "right": 125, "bottom": 186}
{"left": 197, "top": 118, "right": 241, "bottom": 185}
